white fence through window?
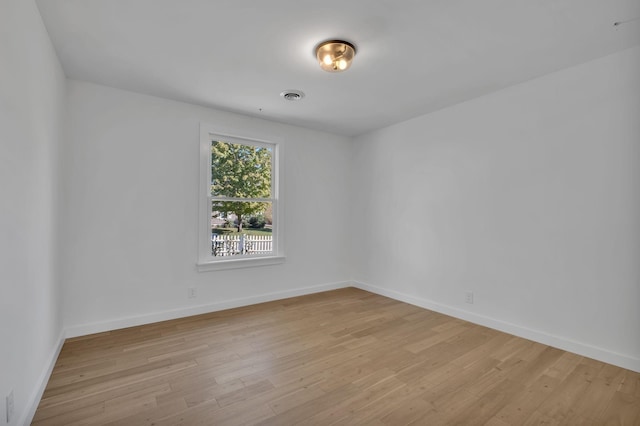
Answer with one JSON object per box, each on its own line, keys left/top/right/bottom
{"left": 211, "top": 234, "right": 273, "bottom": 256}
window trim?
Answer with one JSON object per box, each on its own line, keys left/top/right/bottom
{"left": 197, "top": 123, "right": 284, "bottom": 271}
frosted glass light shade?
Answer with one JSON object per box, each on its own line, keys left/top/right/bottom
{"left": 316, "top": 40, "right": 356, "bottom": 73}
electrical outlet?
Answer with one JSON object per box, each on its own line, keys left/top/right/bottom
{"left": 188, "top": 288, "right": 197, "bottom": 299}
{"left": 6, "top": 389, "right": 14, "bottom": 423}
{"left": 465, "top": 291, "right": 474, "bottom": 304}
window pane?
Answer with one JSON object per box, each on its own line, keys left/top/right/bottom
{"left": 211, "top": 201, "right": 273, "bottom": 257}
{"left": 211, "top": 140, "right": 272, "bottom": 199}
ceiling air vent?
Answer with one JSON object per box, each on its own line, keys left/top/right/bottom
{"left": 280, "top": 90, "right": 305, "bottom": 101}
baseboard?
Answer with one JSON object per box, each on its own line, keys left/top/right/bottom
{"left": 352, "top": 281, "right": 640, "bottom": 373}
{"left": 65, "top": 281, "right": 351, "bottom": 338}
{"left": 21, "top": 329, "right": 65, "bottom": 426}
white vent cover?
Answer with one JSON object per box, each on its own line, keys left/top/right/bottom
{"left": 280, "top": 90, "right": 305, "bottom": 101}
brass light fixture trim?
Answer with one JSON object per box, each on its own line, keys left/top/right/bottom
{"left": 315, "top": 39, "right": 357, "bottom": 72}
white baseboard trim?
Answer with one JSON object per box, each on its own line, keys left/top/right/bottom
{"left": 21, "top": 329, "right": 66, "bottom": 426}
{"left": 65, "top": 281, "right": 351, "bottom": 339}
{"left": 352, "top": 281, "right": 640, "bottom": 373}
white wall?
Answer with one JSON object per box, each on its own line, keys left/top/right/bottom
{"left": 2, "top": 7, "right": 638, "bottom": 423}
{"left": 61, "top": 80, "right": 352, "bottom": 335}
{"left": 0, "top": 0, "right": 66, "bottom": 424}
{"left": 351, "top": 46, "right": 640, "bottom": 371}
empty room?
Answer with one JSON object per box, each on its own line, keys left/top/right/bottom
{"left": 1, "top": 0, "right": 639, "bottom": 424}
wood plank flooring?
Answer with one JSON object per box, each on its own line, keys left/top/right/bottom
{"left": 33, "top": 288, "right": 640, "bottom": 425}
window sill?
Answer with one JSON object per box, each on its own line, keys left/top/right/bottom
{"left": 197, "top": 255, "right": 286, "bottom": 272}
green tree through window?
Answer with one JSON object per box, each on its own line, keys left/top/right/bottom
{"left": 211, "top": 140, "right": 272, "bottom": 232}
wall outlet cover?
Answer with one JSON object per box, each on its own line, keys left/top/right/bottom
{"left": 465, "top": 291, "right": 474, "bottom": 304}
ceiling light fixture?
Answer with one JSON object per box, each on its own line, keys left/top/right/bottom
{"left": 315, "top": 40, "right": 356, "bottom": 73}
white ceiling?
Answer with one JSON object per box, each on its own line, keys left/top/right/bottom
{"left": 36, "top": 0, "right": 640, "bottom": 136}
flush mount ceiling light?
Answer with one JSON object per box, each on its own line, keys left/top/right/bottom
{"left": 315, "top": 39, "right": 356, "bottom": 72}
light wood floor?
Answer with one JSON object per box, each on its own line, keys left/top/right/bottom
{"left": 33, "top": 288, "right": 640, "bottom": 425}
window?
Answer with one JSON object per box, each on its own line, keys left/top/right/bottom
{"left": 198, "top": 124, "right": 284, "bottom": 271}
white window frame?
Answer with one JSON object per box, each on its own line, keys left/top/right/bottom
{"left": 197, "top": 123, "right": 284, "bottom": 271}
